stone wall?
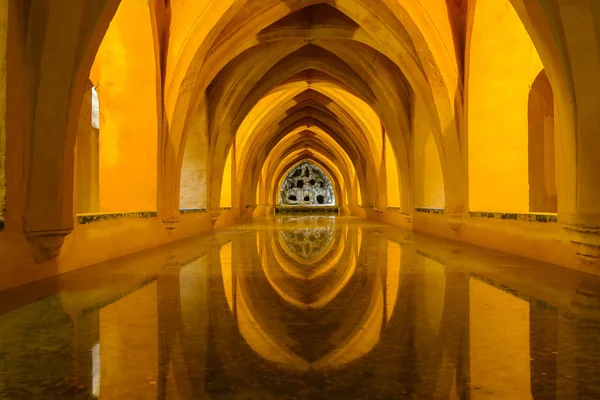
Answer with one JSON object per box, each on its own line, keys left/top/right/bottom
{"left": 279, "top": 162, "right": 335, "bottom": 206}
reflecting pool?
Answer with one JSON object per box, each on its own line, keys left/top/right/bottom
{"left": 1, "top": 216, "right": 600, "bottom": 399}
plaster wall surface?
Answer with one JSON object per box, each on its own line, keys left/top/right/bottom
{"left": 467, "top": 0, "right": 544, "bottom": 213}
{"left": 220, "top": 147, "right": 234, "bottom": 209}
{"left": 385, "top": 135, "right": 402, "bottom": 209}
{"left": 412, "top": 212, "right": 583, "bottom": 274}
{"left": 89, "top": 0, "right": 158, "bottom": 213}
{"left": 413, "top": 102, "right": 445, "bottom": 209}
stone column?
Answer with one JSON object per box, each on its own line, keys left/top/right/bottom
{"left": 7, "top": 0, "right": 119, "bottom": 261}
{"left": 512, "top": 0, "right": 600, "bottom": 271}
{"left": 555, "top": 2, "right": 600, "bottom": 271}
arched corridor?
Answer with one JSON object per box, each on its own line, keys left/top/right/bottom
{"left": 2, "top": 0, "right": 600, "bottom": 397}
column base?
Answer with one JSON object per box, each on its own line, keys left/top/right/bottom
{"left": 562, "top": 213, "right": 600, "bottom": 269}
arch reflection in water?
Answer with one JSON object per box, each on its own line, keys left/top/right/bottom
{"left": 277, "top": 216, "right": 335, "bottom": 261}
{"left": 0, "top": 217, "right": 600, "bottom": 399}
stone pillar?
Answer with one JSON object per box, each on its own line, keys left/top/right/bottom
{"left": 512, "top": 0, "right": 600, "bottom": 271}
{"left": 7, "top": 0, "right": 120, "bottom": 261}
{"left": 555, "top": 2, "right": 600, "bottom": 271}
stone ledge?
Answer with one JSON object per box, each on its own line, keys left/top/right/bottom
{"left": 180, "top": 208, "right": 207, "bottom": 215}
{"left": 275, "top": 205, "right": 339, "bottom": 214}
{"left": 387, "top": 207, "right": 410, "bottom": 215}
{"left": 470, "top": 211, "right": 557, "bottom": 223}
{"left": 77, "top": 211, "right": 158, "bottom": 225}
{"left": 415, "top": 207, "right": 444, "bottom": 214}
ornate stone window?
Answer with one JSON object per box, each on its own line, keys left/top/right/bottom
{"left": 279, "top": 162, "right": 335, "bottom": 206}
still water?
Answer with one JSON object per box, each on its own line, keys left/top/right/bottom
{"left": 1, "top": 216, "right": 599, "bottom": 399}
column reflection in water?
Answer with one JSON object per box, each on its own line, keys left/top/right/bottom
{"left": 0, "top": 216, "right": 600, "bottom": 399}
{"left": 469, "top": 278, "right": 531, "bottom": 399}
{"left": 99, "top": 283, "right": 159, "bottom": 398}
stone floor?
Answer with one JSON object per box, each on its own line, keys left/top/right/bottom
{"left": 1, "top": 216, "right": 599, "bottom": 399}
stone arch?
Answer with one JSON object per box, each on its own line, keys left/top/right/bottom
{"left": 162, "top": 0, "right": 465, "bottom": 221}
{"left": 253, "top": 133, "right": 355, "bottom": 212}
{"left": 270, "top": 155, "right": 346, "bottom": 209}
{"left": 204, "top": 43, "right": 401, "bottom": 211}
{"left": 278, "top": 161, "right": 336, "bottom": 206}
{"left": 7, "top": 0, "right": 122, "bottom": 258}
{"left": 236, "top": 115, "right": 375, "bottom": 210}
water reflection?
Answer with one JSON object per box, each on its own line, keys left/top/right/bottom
{"left": 0, "top": 216, "right": 600, "bottom": 399}
{"left": 277, "top": 216, "right": 335, "bottom": 261}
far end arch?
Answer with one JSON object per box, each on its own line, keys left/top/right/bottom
{"left": 278, "top": 161, "right": 336, "bottom": 207}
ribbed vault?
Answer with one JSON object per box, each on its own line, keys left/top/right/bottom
{"left": 13, "top": 0, "right": 600, "bottom": 274}
{"left": 164, "top": 0, "right": 465, "bottom": 219}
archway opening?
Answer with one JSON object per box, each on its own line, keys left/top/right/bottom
{"left": 219, "top": 146, "right": 234, "bottom": 209}
{"left": 83, "top": 0, "right": 158, "bottom": 214}
{"left": 278, "top": 161, "right": 336, "bottom": 211}
{"left": 75, "top": 84, "right": 100, "bottom": 214}
{"left": 467, "top": 0, "right": 545, "bottom": 213}
{"left": 528, "top": 69, "right": 556, "bottom": 213}
{"left": 385, "top": 134, "right": 402, "bottom": 209}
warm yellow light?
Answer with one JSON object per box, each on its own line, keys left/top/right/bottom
{"left": 385, "top": 134, "right": 401, "bottom": 208}
{"left": 220, "top": 147, "right": 233, "bottom": 208}
{"left": 468, "top": 0, "right": 543, "bottom": 212}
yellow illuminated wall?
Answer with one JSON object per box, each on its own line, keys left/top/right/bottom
{"left": 220, "top": 147, "right": 233, "bottom": 208}
{"left": 413, "top": 103, "right": 445, "bottom": 209}
{"left": 89, "top": 0, "right": 158, "bottom": 212}
{"left": 385, "top": 135, "right": 402, "bottom": 208}
{"left": 468, "top": 0, "right": 543, "bottom": 212}
{"left": 469, "top": 278, "right": 531, "bottom": 399}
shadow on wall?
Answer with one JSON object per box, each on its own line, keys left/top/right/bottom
{"left": 528, "top": 69, "right": 556, "bottom": 213}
